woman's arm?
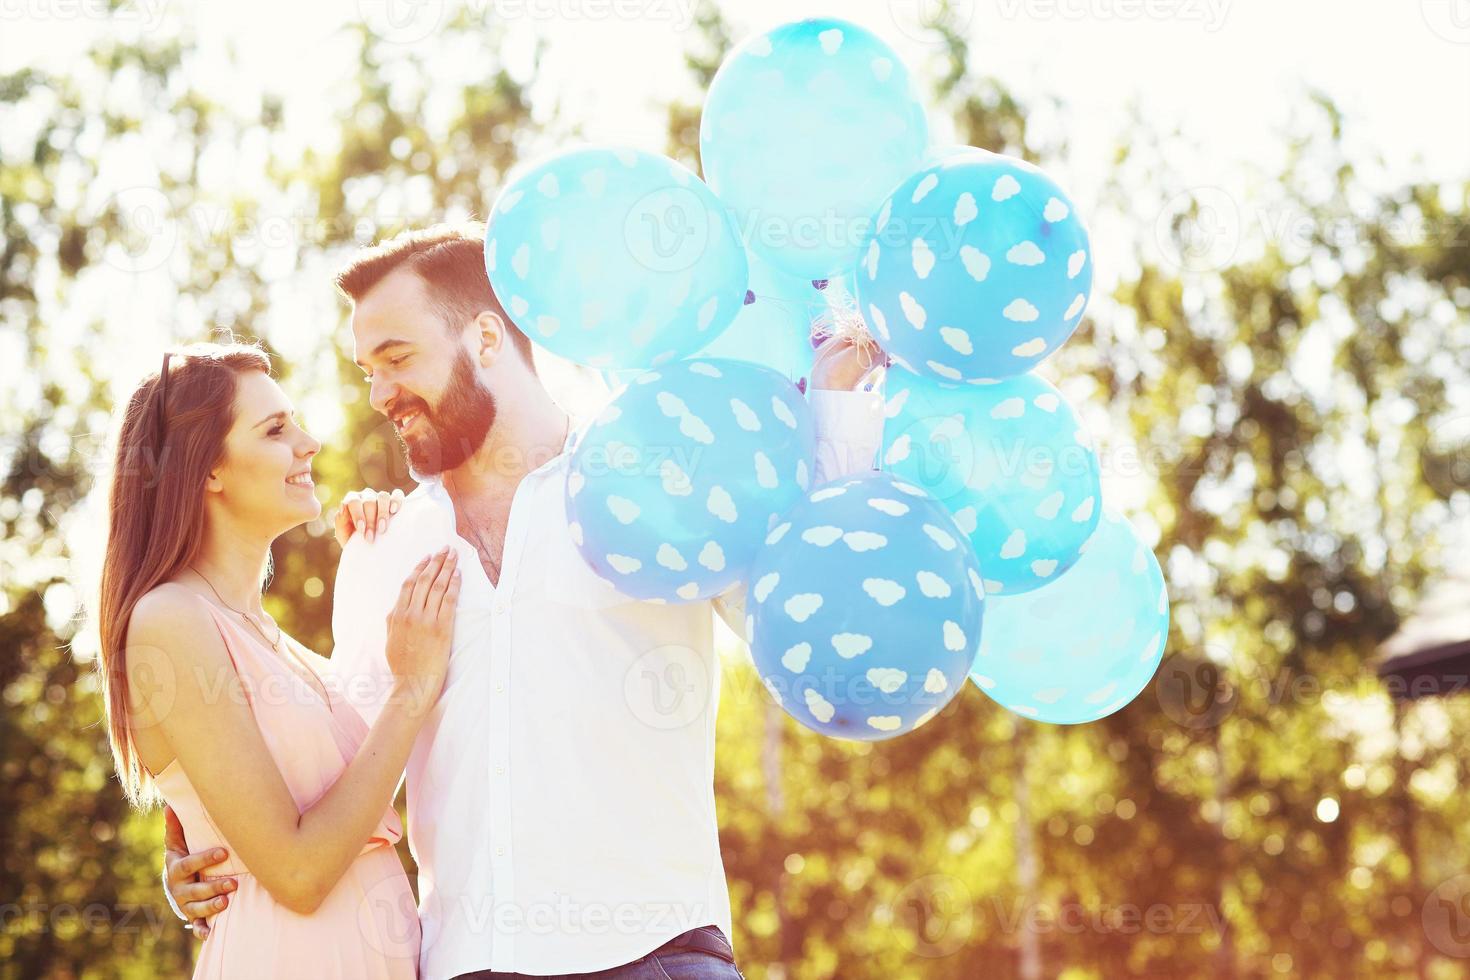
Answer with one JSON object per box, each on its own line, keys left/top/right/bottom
{"left": 129, "top": 549, "right": 459, "bottom": 915}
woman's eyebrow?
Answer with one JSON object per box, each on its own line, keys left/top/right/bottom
{"left": 253, "top": 411, "right": 288, "bottom": 429}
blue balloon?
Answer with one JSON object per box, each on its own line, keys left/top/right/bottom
{"left": 691, "top": 251, "right": 822, "bottom": 385}
{"left": 857, "top": 152, "right": 1093, "bottom": 382}
{"left": 924, "top": 144, "right": 997, "bottom": 165}
{"left": 700, "top": 18, "right": 929, "bottom": 280}
{"left": 882, "top": 369, "right": 1101, "bottom": 595}
{"left": 969, "top": 509, "right": 1169, "bottom": 724}
{"left": 487, "top": 146, "right": 748, "bottom": 369}
{"left": 747, "top": 472, "right": 984, "bottom": 741}
{"left": 567, "top": 358, "right": 815, "bottom": 601}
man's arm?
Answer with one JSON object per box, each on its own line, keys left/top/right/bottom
{"left": 162, "top": 805, "right": 235, "bottom": 940}
{"left": 712, "top": 333, "right": 885, "bottom": 638}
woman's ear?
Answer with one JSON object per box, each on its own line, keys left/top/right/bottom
{"left": 204, "top": 469, "right": 224, "bottom": 494}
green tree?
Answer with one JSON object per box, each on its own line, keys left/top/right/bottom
{"left": 4, "top": 3, "right": 1468, "bottom": 978}
{"left": 0, "top": 12, "right": 537, "bottom": 976}
{"left": 672, "top": 6, "right": 1470, "bottom": 980}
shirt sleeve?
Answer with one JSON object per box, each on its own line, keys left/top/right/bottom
{"left": 807, "top": 386, "right": 885, "bottom": 485}
{"left": 327, "top": 495, "right": 457, "bottom": 728}
{"left": 328, "top": 537, "right": 398, "bottom": 730}
{"left": 710, "top": 385, "right": 887, "bottom": 640}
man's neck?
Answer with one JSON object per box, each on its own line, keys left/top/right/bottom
{"left": 440, "top": 396, "right": 570, "bottom": 507}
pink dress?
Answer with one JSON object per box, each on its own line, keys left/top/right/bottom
{"left": 152, "top": 604, "right": 421, "bottom": 979}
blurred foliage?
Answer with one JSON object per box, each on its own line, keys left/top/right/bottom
{"left": 3, "top": 4, "right": 1470, "bottom": 980}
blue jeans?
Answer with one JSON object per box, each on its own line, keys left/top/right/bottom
{"left": 455, "top": 925, "right": 746, "bottom": 980}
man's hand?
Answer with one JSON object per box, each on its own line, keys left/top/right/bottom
{"left": 164, "top": 805, "right": 236, "bottom": 940}
{"left": 810, "top": 327, "right": 887, "bottom": 392}
{"left": 335, "top": 489, "right": 406, "bottom": 546}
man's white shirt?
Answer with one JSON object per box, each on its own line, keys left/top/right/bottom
{"left": 328, "top": 387, "right": 883, "bottom": 979}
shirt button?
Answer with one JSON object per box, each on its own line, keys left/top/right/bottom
{"left": 494, "top": 765, "right": 505, "bottom": 775}
{"left": 494, "top": 600, "right": 507, "bottom": 614}
{"left": 495, "top": 846, "right": 505, "bottom": 857}
{"left": 495, "top": 682, "right": 505, "bottom": 693}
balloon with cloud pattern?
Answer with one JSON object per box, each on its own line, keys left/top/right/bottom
{"left": 925, "top": 144, "right": 996, "bottom": 166}
{"left": 486, "top": 146, "right": 748, "bottom": 370}
{"left": 881, "top": 368, "right": 1101, "bottom": 595}
{"left": 700, "top": 18, "right": 929, "bottom": 280}
{"left": 857, "top": 152, "right": 1093, "bottom": 383}
{"left": 969, "top": 509, "right": 1169, "bottom": 724}
{"left": 746, "top": 471, "right": 984, "bottom": 740}
{"left": 566, "top": 358, "right": 814, "bottom": 601}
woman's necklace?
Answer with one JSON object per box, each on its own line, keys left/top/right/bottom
{"left": 188, "top": 564, "right": 330, "bottom": 705}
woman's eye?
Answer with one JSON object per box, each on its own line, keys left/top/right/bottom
{"left": 269, "top": 426, "right": 285, "bottom": 436}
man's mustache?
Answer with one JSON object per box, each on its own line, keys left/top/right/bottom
{"left": 387, "top": 396, "right": 432, "bottom": 427}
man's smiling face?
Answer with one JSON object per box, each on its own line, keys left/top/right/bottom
{"left": 351, "top": 266, "right": 497, "bottom": 476}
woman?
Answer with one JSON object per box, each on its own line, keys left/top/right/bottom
{"left": 95, "top": 341, "right": 454, "bottom": 978}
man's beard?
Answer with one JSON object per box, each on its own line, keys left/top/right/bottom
{"left": 394, "top": 350, "right": 496, "bottom": 475}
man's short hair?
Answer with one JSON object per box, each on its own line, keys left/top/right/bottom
{"left": 334, "top": 223, "right": 535, "bottom": 365}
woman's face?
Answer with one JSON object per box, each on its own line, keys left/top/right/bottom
{"left": 208, "top": 371, "right": 322, "bottom": 532}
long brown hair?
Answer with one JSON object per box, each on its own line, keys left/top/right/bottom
{"left": 97, "top": 342, "right": 271, "bottom": 805}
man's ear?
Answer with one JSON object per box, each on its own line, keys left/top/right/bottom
{"left": 474, "top": 310, "right": 508, "bottom": 367}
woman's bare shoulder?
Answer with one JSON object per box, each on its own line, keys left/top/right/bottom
{"left": 127, "top": 582, "right": 216, "bottom": 640}
{"left": 125, "top": 584, "right": 231, "bottom": 677}
{"left": 123, "top": 584, "right": 236, "bottom": 734}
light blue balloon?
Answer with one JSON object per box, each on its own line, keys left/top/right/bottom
{"left": 487, "top": 146, "right": 748, "bottom": 369}
{"left": 857, "top": 152, "right": 1093, "bottom": 382}
{"left": 691, "top": 251, "right": 822, "bottom": 385}
{"left": 924, "top": 144, "right": 997, "bottom": 165}
{"left": 747, "top": 472, "right": 984, "bottom": 741}
{"left": 700, "top": 18, "right": 929, "bottom": 280}
{"left": 882, "top": 368, "right": 1101, "bottom": 595}
{"left": 969, "top": 509, "right": 1169, "bottom": 725}
{"left": 567, "top": 358, "right": 815, "bottom": 601}
{"left": 813, "top": 268, "right": 858, "bottom": 301}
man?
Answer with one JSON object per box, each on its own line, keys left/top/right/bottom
{"left": 164, "top": 224, "right": 884, "bottom": 979}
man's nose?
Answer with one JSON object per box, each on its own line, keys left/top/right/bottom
{"left": 369, "top": 375, "right": 397, "bottom": 416}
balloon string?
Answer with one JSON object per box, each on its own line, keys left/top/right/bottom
{"left": 745, "top": 288, "right": 888, "bottom": 383}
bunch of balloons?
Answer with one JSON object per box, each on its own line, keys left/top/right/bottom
{"left": 484, "top": 16, "right": 1169, "bottom": 739}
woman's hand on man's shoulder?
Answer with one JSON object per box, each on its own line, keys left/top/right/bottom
{"left": 334, "top": 488, "right": 406, "bottom": 547}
